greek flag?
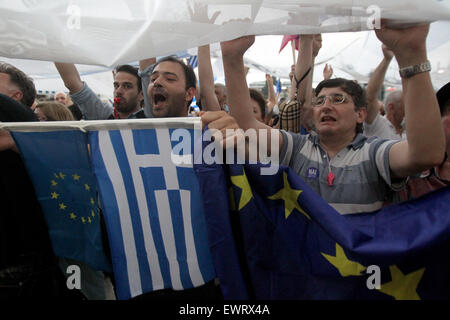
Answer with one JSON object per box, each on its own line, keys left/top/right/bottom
{"left": 88, "top": 119, "right": 215, "bottom": 300}
{"left": 187, "top": 55, "right": 198, "bottom": 69}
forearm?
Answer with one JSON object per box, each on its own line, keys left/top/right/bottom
{"left": 402, "top": 70, "right": 445, "bottom": 166}
{"left": 198, "top": 45, "right": 221, "bottom": 111}
{"left": 294, "top": 36, "right": 313, "bottom": 103}
{"left": 365, "top": 58, "right": 392, "bottom": 123}
{"left": 139, "top": 58, "right": 156, "bottom": 72}
{"left": 139, "top": 59, "right": 156, "bottom": 118}
{"left": 392, "top": 46, "right": 445, "bottom": 174}
{"left": 267, "top": 77, "right": 277, "bottom": 112}
{"left": 304, "top": 57, "right": 314, "bottom": 109}
{"left": 222, "top": 54, "right": 266, "bottom": 131}
{"left": 54, "top": 62, "right": 83, "bottom": 94}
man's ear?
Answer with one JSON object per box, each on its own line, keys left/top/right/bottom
{"left": 11, "top": 90, "right": 23, "bottom": 103}
{"left": 356, "top": 107, "right": 367, "bottom": 124}
{"left": 185, "top": 87, "right": 196, "bottom": 102}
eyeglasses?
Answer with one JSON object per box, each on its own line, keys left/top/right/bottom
{"left": 313, "top": 93, "right": 348, "bottom": 107}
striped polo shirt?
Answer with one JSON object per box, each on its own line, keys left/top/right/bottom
{"left": 280, "top": 131, "right": 406, "bottom": 215}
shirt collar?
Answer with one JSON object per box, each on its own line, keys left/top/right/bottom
{"left": 309, "top": 133, "right": 367, "bottom": 150}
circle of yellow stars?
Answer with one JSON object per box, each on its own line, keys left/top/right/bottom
{"left": 50, "top": 172, "right": 97, "bottom": 225}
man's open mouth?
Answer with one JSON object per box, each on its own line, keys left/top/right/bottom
{"left": 153, "top": 93, "right": 167, "bottom": 107}
{"left": 321, "top": 116, "right": 336, "bottom": 122}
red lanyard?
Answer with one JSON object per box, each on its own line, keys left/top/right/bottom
{"left": 325, "top": 152, "right": 335, "bottom": 187}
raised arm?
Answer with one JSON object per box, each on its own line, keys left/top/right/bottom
{"left": 266, "top": 74, "right": 277, "bottom": 115}
{"left": 54, "top": 63, "right": 83, "bottom": 94}
{"left": 365, "top": 44, "right": 394, "bottom": 124}
{"left": 139, "top": 57, "right": 157, "bottom": 118}
{"left": 54, "top": 62, "right": 112, "bottom": 120}
{"left": 198, "top": 44, "right": 221, "bottom": 111}
{"left": 220, "top": 35, "right": 283, "bottom": 156}
{"left": 139, "top": 58, "right": 157, "bottom": 73}
{"left": 376, "top": 22, "right": 445, "bottom": 178}
{"left": 303, "top": 34, "right": 322, "bottom": 109}
{"left": 221, "top": 36, "right": 269, "bottom": 131}
{"left": 289, "top": 35, "right": 314, "bottom": 103}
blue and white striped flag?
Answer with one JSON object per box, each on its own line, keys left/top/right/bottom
{"left": 187, "top": 55, "right": 198, "bottom": 69}
{"left": 87, "top": 119, "right": 215, "bottom": 300}
{"left": 2, "top": 118, "right": 217, "bottom": 300}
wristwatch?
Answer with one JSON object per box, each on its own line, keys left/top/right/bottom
{"left": 399, "top": 61, "right": 431, "bottom": 78}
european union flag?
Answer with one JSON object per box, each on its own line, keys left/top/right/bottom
{"left": 10, "top": 130, "right": 112, "bottom": 272}
{"left": 195, "top": 162, "right": 450, "bottom": 300}
{"left": 89, "top": 125, "right": 216, "bottom": 300}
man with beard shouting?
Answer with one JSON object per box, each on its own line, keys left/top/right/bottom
{"left": 54, "top": 63, "right": 145, "bottom": 120}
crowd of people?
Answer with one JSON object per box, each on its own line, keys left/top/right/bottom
{"left": 0, "top": 19, "right": 449, "bottom": 300}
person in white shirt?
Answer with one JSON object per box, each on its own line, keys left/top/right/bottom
{"left": 363, "top": 44, "right": 406, "bottom": 140}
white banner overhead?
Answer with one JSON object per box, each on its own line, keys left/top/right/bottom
{"left": 0, "top": 0, "right": 449, "bottom": 67}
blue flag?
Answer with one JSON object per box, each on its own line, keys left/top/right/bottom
{"left": 276, "top": 78, "right": 282, "bottom": 95}
{"left": 11, "top": 130, "right": 112, "bottom": 272}
{"left": 89, "top": 125, "right": 215, "bottom": 300}
{"left": 194, "top": 162, "right": 450, "bottom": 300}
{"left": 187, "top": 55, "right": 198, "bottom": 69}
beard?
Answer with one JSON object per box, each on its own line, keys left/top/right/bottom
{"left": 151, "top": 92, "right": 188, "bottom": 118}
{"left": 115, "top": 96, "right": 140, "bottom": 114}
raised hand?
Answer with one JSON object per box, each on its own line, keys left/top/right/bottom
{"left": 375, "top": 21, "right": 429, "bottom": 67}
{"left": 220, "top": 35, "right": 255, "bottom": 58}
{"left": 312, "top": 34, "right": 322, "bottom": 58}
{"left": 188, "top": 1, "right": 220, "bottom": 24}
{"left": 323, "top": 64, "right": 333, "bottom": 80}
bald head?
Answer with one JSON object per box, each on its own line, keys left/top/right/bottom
{"left": 214, "top": 83, "right": 227, "bottom": 109}
{"left": 54, "top": 92, "right": 67, "bottom": 105}
{"left": 384, "top": 91, "right": 403, "bottom": 112}
{"left": 384, "top": 90, "right": 405, "bottom": 127}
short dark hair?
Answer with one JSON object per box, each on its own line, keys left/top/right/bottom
{"left": 0, "top": 62, "right": 36, "bottom": 108}
{"left": 153, "top": 56, "right": 197, "bottom": 107}
{"left": 114, "top": 64, "right": 142, "bottom": 93}
{"left": 436, "top": 82, "right": 450, "bottom": 116}
{"left": 315, "top": 78, "right": 367, "bottom": 134}
{"left": 249, "top": 88, "right": 266, "bottom": 119}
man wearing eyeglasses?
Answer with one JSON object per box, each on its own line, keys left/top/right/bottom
{"left": 201, "top": 22, "right": 445, "bottom": 215}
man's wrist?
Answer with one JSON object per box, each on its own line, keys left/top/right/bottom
{"left": 399, "top": 60, "right": 431, "bottom": 79}
{"left": 394, "top": 48, "right": 427, "bottom": 68}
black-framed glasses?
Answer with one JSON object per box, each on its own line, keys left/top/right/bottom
{"left": 313, "top": 93, "right": 348, "bottom": 107}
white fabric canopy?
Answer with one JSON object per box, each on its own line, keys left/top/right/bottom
{"left": 0, "top": 0, "right": 449, "bottom": 96}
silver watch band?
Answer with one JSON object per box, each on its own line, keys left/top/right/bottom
{"left": 399, "top": 61, "right": 431, "bottom": 78}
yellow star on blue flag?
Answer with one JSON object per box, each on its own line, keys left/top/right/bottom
{"left": 321, "top": 243, "right": 366, "bottom": 277}
{"left": 231, "top": 169, "right": 253, "bottom": 210}
{"left": 378, "top": 265, "right": 425, "bottom": 300}
{"left": 268, "top": 171, "right": 310, "bottom": 220}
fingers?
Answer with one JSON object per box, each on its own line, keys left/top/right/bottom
{"left": 210, "top": 11, "right": 221, "bottom": 24}
{"left": 201, "top": 111, "right": 242, "bottom": 149}
{"left": 201, "top": 111, "right": 236, "bottom": 130}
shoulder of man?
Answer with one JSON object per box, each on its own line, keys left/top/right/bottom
{"left": 0, "top": 94, "right": 37, "bottom": 122}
